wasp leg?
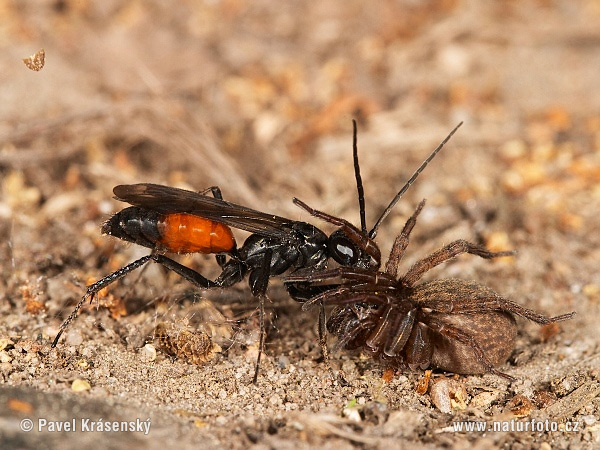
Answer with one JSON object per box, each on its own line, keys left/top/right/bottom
{"left": 153, "top": 254, "right": 220, "bottom": 288}
{"left": 317, "top": 300, "right": 337, "bottom": 380}
{"left": 52, "top": 253, "right": 220, "bottom": 348}
{"left": 248, "top": 249, "right": 273, "bottom": 384}
{"left": 52, "top": 255, "right": 152, "bottom": 347}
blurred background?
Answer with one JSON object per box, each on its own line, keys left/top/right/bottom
{"left": 1, "top": 1, "right": 599, "bottom": 447}
{"left": 2, "top": 0, "right": 598, "bottom": 308}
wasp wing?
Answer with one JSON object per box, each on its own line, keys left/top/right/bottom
{"left": 113, "top": 184, "right": 297, "bottom": 239}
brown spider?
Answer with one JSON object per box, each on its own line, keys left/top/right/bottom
{"left": 285, "top": 200, "right": 576, "bottom": 380}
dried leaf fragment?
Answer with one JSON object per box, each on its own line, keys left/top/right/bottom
{"left": 532, "top": 390, "right": 556, "bottom": 409}
{"left": 416, "top": 370, "right": 432, "bottom": 395}
{"left": 505, "top": 394, "right": 534, "bottom": 417}
{"left": 382, "top": 368, "right": 395, "bottom": 383}
{"left": 23, "top": 49, "right": 45, "bottom": 71}
{"left": 155, "top": 322, "right": 221, "bottom": 365}
{"left": 20, "top": 284, "right": 46, "bottom": 315}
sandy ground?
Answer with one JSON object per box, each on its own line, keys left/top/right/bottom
{"left": 1, "top": 1, "right": 599, "bottom": 448}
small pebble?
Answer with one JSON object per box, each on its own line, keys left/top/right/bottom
{"left": 0, "top": 362, "right": 13, "bottom": 376}
{"left": 140, "top": 344, "right": 157, "bottom": 362}
{"left": 0, "top": 338, "right": 14, "bottom": 351}
{"left": 396, "top": 375, "right": 409, "bottom": 384}
{"left": 65, "top": 330, "right": 83, "bottom": 347}
{"left": 582, "top": 415, "right": 597, "bottom": 426}
{"left": 0, "top": 351, "right": 12, "bottom": 363}
{"left": 430, "top": 378, "right": 468, "bottom": 413}
{"left": 71, "top": 379, "right": 91, "bottom": 392}
{"left": 277, "top": 355, "right": 290, "bottom": 369}
{"left": 342, "top": 406, "right": 361, "bottom": 423}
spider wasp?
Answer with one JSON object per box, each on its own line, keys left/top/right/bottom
{"left": 52, "top": 121, "right": 462, "bottom": 382}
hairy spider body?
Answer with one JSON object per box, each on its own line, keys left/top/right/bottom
{"left": 286, "top": 200, "right": 575, "bottom": 379}
{"left": 326, "top": 280, "right": 518, "bottom": 375}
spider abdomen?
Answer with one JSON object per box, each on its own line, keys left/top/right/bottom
{"left": 410, "top": 278, "right": 518, "bottom": 374}
{"left": 428, "top": 310, "right": 517, "bottom": 374}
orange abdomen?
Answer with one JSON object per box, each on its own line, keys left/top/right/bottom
{"left": 158, "top": 213, "right": 235, "bottom": 254}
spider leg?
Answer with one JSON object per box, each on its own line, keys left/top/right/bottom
{"left": 333, "top": 322, "right": 365, "bottom": 351}
{"left": 402, "top": 239, "right": 516, "bottom": 286}
{"left": 328, "top": 307, "right": 378, "bottom": 352}
{"left": 434, "top": 297, "right": 575, "bottom": 324}
{"left": 286, "top": 267, "right": 395, "bottom": 288}
{"left": 483, "top": 297, "right": 575, "bottom": 324}
{"left": 382, "top": 307, "right": 417, "bottom": 358}
{"left": 413, "top": 279, "right": 575, "bottom": 324}
{"left": 404, "top": 322, "right": 433, "bottom": 370}
{"left": 364, "top": 304, "right": 394, "bottom": 353}
{"left": 385, "top": 199, "right": 426, "bottom": 278}
{"left": 301, "top": 287, "right": 389, "bottom": 310}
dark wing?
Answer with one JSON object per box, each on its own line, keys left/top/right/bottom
{"left": 113, "top": 184, "right": 297, "bottom": 239}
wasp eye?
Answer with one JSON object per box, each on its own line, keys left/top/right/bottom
{"left": 329, "top": 231, "right": 359, "bottom": 266}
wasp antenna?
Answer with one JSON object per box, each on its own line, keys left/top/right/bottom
{"left": 352, "top": 119, "right": 367, "bottom": 235}
{"left": 368, "top": 122, "right": 463, "bottom": 239}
